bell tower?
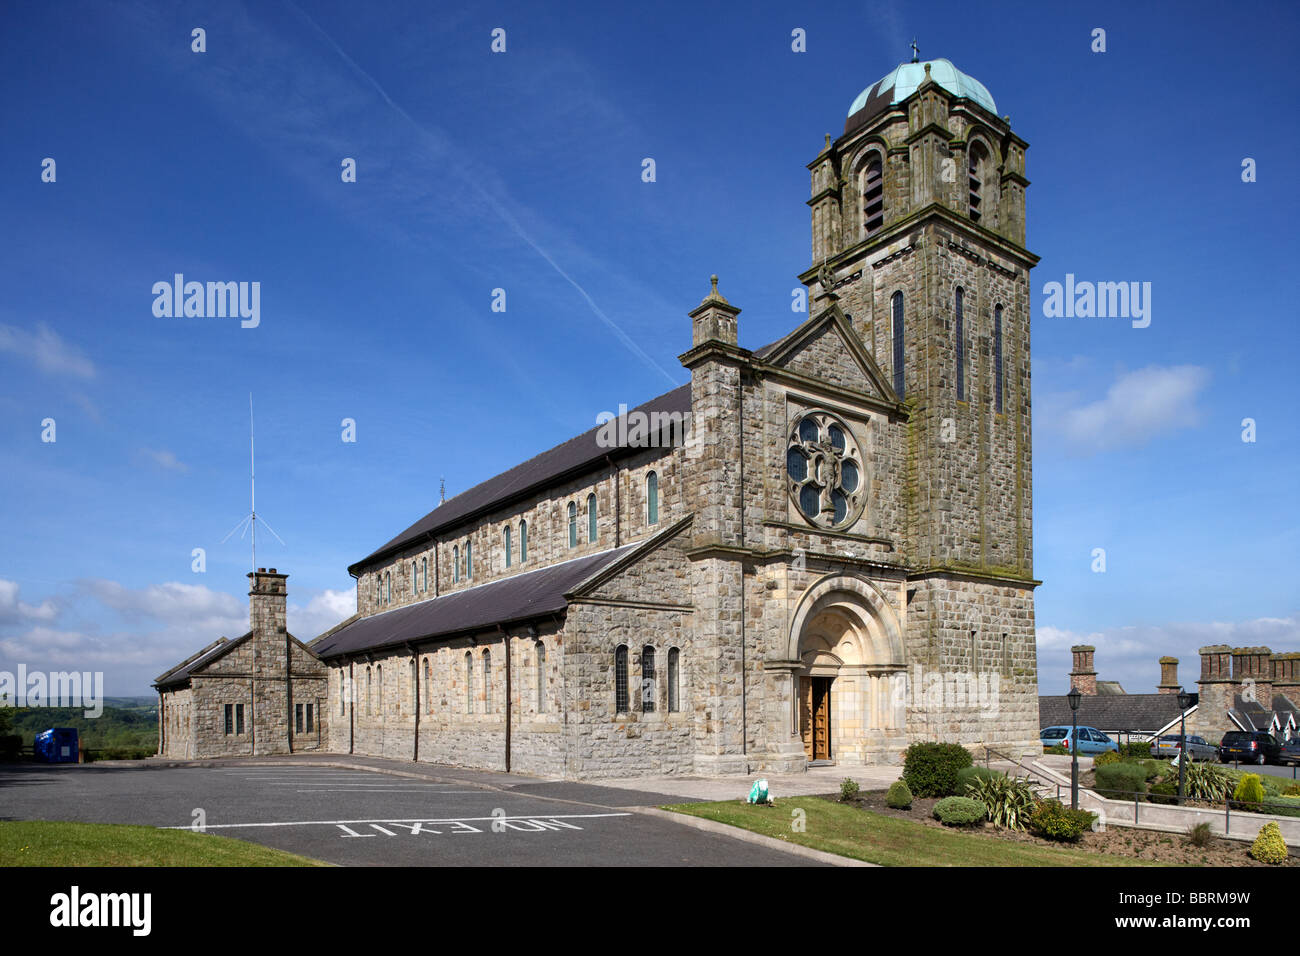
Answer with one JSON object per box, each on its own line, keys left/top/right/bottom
{"left": 800, "top": 54, "right": 1037, "bottom": 579}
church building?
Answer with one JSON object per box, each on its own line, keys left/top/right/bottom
{"left": 158, "top": 55, "right": 1043, "bottom": 777}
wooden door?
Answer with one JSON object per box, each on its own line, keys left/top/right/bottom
{"left": 800, "top": 676, "right": 832, "bottom": 760}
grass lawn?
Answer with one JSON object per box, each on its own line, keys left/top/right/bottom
{"left": 0, "top": 821, "right": 327, "bottom": 867}
{"left": 664, "top": 797, "right": 1164, "bottom": 867}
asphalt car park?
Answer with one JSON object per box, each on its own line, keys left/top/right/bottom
{"left": 0, "top": 762, "right": 823, "bottom": 867}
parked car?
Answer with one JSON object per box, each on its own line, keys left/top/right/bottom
{"left": 1277, "top": 736, "right": 1300, "bottom": 766}
{"left": 1040, "top": 725, "right": 1119, "bottom": 755}
{"left": 1150, "top": 734, "right": 1217, "bottom": 761}
{"left": 1217, "top": 730, "right": 1283, "bottom": 765}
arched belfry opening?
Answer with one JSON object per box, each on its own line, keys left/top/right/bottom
{"left": 785, "top": 574, "right": 908, "bottom": 765}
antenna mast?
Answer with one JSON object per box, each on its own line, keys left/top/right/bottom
{"left": 221, "top": 392, "right": 284, "bottom": 570}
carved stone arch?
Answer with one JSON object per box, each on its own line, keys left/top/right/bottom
{"left": 786, "top": 572, "right": 904, "bottom": 666}
{"left": 850, "top": 139, "right": 890, "bottom": 239}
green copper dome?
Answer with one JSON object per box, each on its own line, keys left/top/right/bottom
{"left": 847, "top": 57, "right": 997, "bottom": 120}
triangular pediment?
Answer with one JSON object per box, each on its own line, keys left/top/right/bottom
{"left": 757, "top": 304, "right": 900, "bottom": 405}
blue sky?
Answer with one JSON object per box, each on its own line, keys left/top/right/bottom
{"left": 0, "top": 0, "right": 1296, "bottom": 696}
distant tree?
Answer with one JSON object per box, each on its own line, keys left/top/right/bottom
{"left": 0, "top": 693, "right": 12, "bottom": 736}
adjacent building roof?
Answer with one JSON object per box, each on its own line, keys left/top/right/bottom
{"left": 154, "top": 635, "right": 241, "bottom": 690}
{"left": 1039, "top": 693, "right": 1195, "bottom": 735}
{"left": 319, "top": 544, "right": 638, "bottom": 660}
{"left": 348, "top": 385, "right": 690, "bottom": 575}
{"left": 1229, "top": 693, "right": 1298, "bottom": 732}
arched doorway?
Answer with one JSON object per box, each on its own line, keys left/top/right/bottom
{"left": 787, "top": 574, "right": 906, "bottom": 765}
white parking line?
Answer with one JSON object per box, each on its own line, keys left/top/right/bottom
{"left": 163, "top": 812, "right": 632, "bottom": 830}
{"left": 291, "top": 789, "right": 486, "bottom": 793}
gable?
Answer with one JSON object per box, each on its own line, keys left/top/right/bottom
{"left": 758, "top": 306, "right": 899, "bottom": 405}
{"left": 569, "top": 517, "right": 693, "bottom": 607}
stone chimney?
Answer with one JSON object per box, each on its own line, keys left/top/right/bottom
{"left": 1233, "top": 646, "right": 1273, "bottom": 709}
{"left": 1272, "top": 653, "right": 1300, "bottom": 709}
{"left": 1193, "top": 644, "right": 1234, "bottom": 740}
{"left": 1069, "top": 645, "right": 1097, "bottom": 695}
{"left": 249, "top": 567, "right": 288, "bottom": 642}
{"left": 1157, "top": 656, "right": 1180, "bottom": 694}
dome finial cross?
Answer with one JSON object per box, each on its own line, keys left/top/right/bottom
{"left": 911, "top": 38, "right": 919, "bottom": 63}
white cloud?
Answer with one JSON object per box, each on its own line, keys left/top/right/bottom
{"left": 1037, "top": 616, "right": 1300, "bottom": 695}
{"left": 78, "top": 579, "right": 244, "bottom": 633}
{"left": 0, "top": 323, "right": 96, "bottom": 379}
{"left": 0, "top": 579, "right": 59, "bottom": 624}
{"left": 289, "top": 588, "right": 356, "bottom": 641}
{"left": 139, "top": 448, "right": 189, "bottom": 473}
{"left": 1041, "top": 364, "right": 1210, "bottom": 455}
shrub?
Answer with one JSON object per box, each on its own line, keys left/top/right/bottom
{"left": 1183, "top": 763, "right": 1231, "bottom": 802}
{"left": 1234, "top": 773, "right": 1265, "bottom": 811}
{"left": 1044, "top": 745, "right": 1068, "bottom": 755}
{"left": 1186, "top": 822, "right": 1214, "bottom": 848}
{"left": 886, "top": 780, "right": 913, "bottom": 810}
{"left": 1250, "top": 821, "right": 1289, "bottom": 864}
{"left": 1148, "top": 780, "right": 1179, "bottom": 805}
{"left": 1094, "top": 762, "right": 1149, "bottom": 800}
{"left": 902, "top": 742, "right": 973, "bottom": 798}
{"left": 933, "top": 796, "right": 986, "bottom": 827}
{"left": 1121, "top": 742, "right": 1152, "bottom": 758}
{"left": 839, "top": 777, "right": 860, "bottom": 802}
{"left": 965, "top": 774, "right": 1036, "bottom": 830}
{"left": 955, "top": 765, "right": 1004, "bottom": 795}
{"left": 1093, "top": 750, "right": 1121, "bottom": 767}
{"left": 1029, "top": 799, "right": 1095, "bottom": 842}
{"left": 1283, "top": 784, "right": 1300, "bottom": 797}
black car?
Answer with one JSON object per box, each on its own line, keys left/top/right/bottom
{"left": 1218, "top": 730, "right": 1283, "bottom": 765}
{"left": 1279, "top": 736, "right": 1300, "bottom": 766}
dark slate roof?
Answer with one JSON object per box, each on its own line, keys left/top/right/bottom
{"left": 1230, "top": 694, "right": 1298, "bottom": 731}
{"left": 1038, "top": 693, "right": 1194, "bottom": 734}
{"left": 154, "top": 635, "right": 241, "bottom": 689}
{"left": 349, "top": 385, "right": 690, "bottom": 574}
{"left": 319, "top": 545, "right": 636, "bottom": 659}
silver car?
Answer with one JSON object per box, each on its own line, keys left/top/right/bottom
{"left": 1151, "top": 734, "right": 1217, "bottom": 760}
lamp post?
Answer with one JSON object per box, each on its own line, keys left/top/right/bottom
{"left": 1068, "top": 686, "right": 1081, "bottom": 810}
{"left": 1177, "top": 687, "right": 1193, "bottom": 804}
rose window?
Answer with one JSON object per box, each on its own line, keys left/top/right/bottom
{"left": 786, "top": 410, "right": 865, "bottom": 529}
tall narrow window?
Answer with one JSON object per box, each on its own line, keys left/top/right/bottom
{"left": 614, "top": 645, "right": 629, "bottom": 714}
{"left": 955, "top": 287, "right": 966, "bottom": 401}
{"left": 340, "top": 675, "right": 346, "bottom": 716}
{"left": 536, "top": 643, "right": 547, "bottom": 714}
{"left": 306, "top": 703, "right": 314, "bottom": 733}
{"left": 994, "top": 304, "right": 1004, "bottom": 413}
{"left": 587, "top": 493, "right": 597, "bottom": 543}
{"left": 224, "top": 703, "right": 233, "bottom": 735}
{"left": 385, "top": 572, "right": 391, "bottom": 604}
{"left": 504, "top": 525, "right": 512, "bottom": 568}
{"left": 295, "top": 703, "right": 304, "bottom": 733}
{"left": 410, "top": 660, "right": 416, "bottom": 713}
{"left": 376, "top": 665, "right": 383, "bottom": 717}
{"left": 891, "top": 291, "right": 905, "bottom": 398}
{"left": 646, "top": 471, "right": 659, "bottom": 525}
{"left": 366, "top": 666, "right": 372, "bottom": 715}
{"left": 861, "top": 155, "right": 884, "bottom": 235}
{"left": 453, "top": 546, "right": 460, "bottom": 583}
{"left": 421, "top": 557, "right": 428, "bottom": 592}
{"left": 519, "top": 519, "right": 528, "bottom": 562}
{"left": 424, "top": 659, "right": 432, "bottom": 713}
{"left": 411, "top": 561, "right": 417, "bottom": 596}
{"left": 466, "top": 540, "right": 472, "bottom": 579}
{"left": 567, "top": 502, "right": 577, "bottom": 548}
{"left": 641, "top": 646, "right": 656, "bottom": 713}
{"left": 482, "top": 650, "right": 492, "bottom": 713}
{"left": 969, "top": 145, "right": 985, "bottom": 224}
{"left": 235, "top": 703, "right": 244, "bottom": 735}
{"left": 667, "top": 648, "right": 680, "bottom": 713}
{"left": 464, "top": 651, "right": 473, "bottom": 713}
